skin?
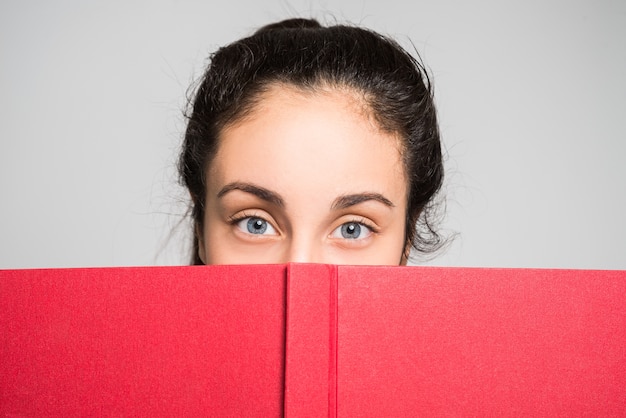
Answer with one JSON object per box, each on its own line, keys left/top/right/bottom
{"left": 198, "top": 84, "right": 409, "bottom": 265}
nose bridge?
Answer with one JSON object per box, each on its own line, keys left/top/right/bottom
{"left": 286, "top": 231, "right": 321, "bottom": 264}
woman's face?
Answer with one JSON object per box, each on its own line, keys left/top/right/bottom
{"left": 199, "top": 85, "right": 409, "bottom": 265}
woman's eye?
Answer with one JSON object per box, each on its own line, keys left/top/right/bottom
{"left": 236, "top": 217, "right": 277, "bottom": 236}
{"left": 331, "top": 221, "right": 373, "bottom": 240}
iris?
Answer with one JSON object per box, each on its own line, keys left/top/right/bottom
{"left": 247, "top": 218, "right": 267, "bottom": 234}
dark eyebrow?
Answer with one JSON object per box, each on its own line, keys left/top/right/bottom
{"left": 217, "top": 182, "right": 285, "bottom": 207}
{"left": 331, "top": 193, "right": 395, "bottom": 210}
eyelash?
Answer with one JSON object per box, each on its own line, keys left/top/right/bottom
{"left": 227, "top": 211, "right": 271, "bottom": 226}
{"left": 343, "top": 217, "right": 379, "bottom": 234}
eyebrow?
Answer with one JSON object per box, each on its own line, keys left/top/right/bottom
{"left": 331, "top": 193, "right": 395, "bottom": 210}
{"left": 217, "top": 182, "right": 285, "bottom": 207}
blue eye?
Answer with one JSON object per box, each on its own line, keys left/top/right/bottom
{"left": 236, "top": 216, "right": 277, "bottom": 236}
{"left": 247, "top": 218, "right": 267, "bottom": 234}
{"left": 342, "top": 222, "right": 361, "bottom": 239}
{"left": 331, "top": 221, "right": 373, "bottom": 240}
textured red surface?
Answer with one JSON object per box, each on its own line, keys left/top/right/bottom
{"left": 336, "top": 266, "right": 626, "bottom": 416}
{"left": 1, "top": 265, "right": 625, "bottom": 416}
{"left": 0, "top": 265, "right": 287, "bottom": 416}
{"left": 284, "top": 263, "right": 337, "bottom": 418}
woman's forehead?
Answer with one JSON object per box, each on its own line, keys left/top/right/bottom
{"left": 222, "top": 82, "right": 395, "bottom": 136}
{"left": 209, "top": 84, "right": 407, "bottom": 200}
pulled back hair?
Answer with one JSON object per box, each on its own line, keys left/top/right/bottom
{"left": 179, "top": 18, "right": 444, "bottom": 265}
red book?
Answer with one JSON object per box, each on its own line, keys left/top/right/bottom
{"left": 1, "top": 265, "right": 625, "bottom": 416}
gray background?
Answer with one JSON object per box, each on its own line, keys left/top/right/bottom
{"left": 1, "top": 0, "right": 624, "bottom": 269}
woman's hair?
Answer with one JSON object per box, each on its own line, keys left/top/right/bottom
{"left": 179, "top": 18, "right": 444, "bottom": 265}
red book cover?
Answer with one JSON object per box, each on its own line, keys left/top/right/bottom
{"left": 1, "top": 265, "right": 287, "bottom": 416}
{"left": 2, "top": 264, "right": 625, "bottom": 416}
{"left": 335, "top": 266, "right": 626, "bottom": 416}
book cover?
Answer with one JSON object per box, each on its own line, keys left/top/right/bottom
{"left": 2, "top": 265, "right": 625, "bottom": 416}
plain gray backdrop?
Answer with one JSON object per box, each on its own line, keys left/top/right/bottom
{"left": 1, "top": 0, "right": 624, "bottom": 269}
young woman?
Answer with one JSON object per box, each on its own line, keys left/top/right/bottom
{"left": 179, "top": 18, "right": 444, "bottom": 265}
